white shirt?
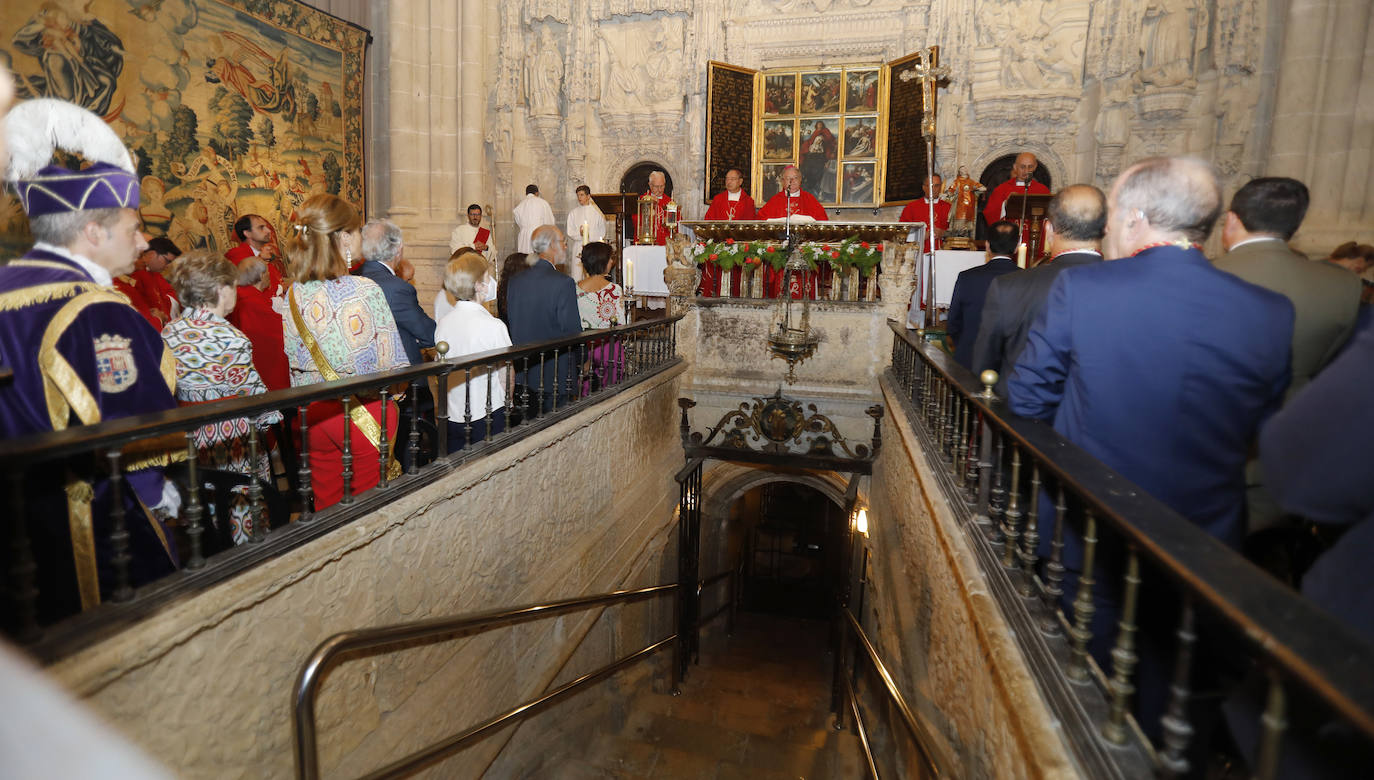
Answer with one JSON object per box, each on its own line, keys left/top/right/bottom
{"left": 448, "top": 222, "right": 496, "bottom": 261}
{"left": 34, "top": 242, "right": 112, "bottom": 286}
{"left": 435, "top": 301, "right": 511, "bottom": 416}
{"left": 566, "top": 202, "right": 608, "bottom": 281}
{"left": 1228, "top": 236, "right": 1284, "bottom": 252}
{"left": 512, "top": 194, "right": 555, "bottom": 254}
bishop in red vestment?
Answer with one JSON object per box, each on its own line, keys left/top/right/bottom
{"left": 898, "top": 173, "right": 953, "bottom": 253}
{"left": 982, "top": 152, "right": 1049, "bottom": 228}
{"left": 632, "top": 170, "right": 673, "bottom": 246}
{"left": 701, "top": 168, "right": 757, "bottom": 296}
{"left": 757, "top": 166, "right": 829, "bottom": 221}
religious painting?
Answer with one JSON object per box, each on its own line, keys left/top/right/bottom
{"left": 843, "top": 116, "right": 878, "bottom": 159}
{"left": 763, "top": 73, "right": 796, "bottom": 116}
{"left": 0, "top": 0, "right": 368, "bottom": 259}
{"left": 799, "top": 72, "right": 841, "bottom": 115}
{"left": 798, "top": 117, "right": 839, "bottom": 202}
{"left": 761, "top": 163, "right": 791, "bottom": 202}
{"left": 845, "top": 70, "right": 879, "bottom": 112}
{"left": 841, "top": 163, "right": 876, "bottom": 204}
{"left": 762, "top": 119, "right": 795, "bottom": 161}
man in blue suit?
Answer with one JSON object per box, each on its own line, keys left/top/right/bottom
{"left": 358, "top": 219, "right": 436, "bottom": 366}
{"left": 507, "top": 224, "right": 581, "bottom": 414}
{"left": 1007, "top": 156, "right": 1294, "bottom": 740}
{"left": 946, "top": 220, "right": 1021, "bottom": 369}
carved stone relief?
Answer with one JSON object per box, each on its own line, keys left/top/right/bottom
{"left": 526, "top": 25, "right": 566, "bottom": 116}
{"left": 597, "top": 15, "right": 688, "bottom": 114}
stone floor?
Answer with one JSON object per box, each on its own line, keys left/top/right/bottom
{"left": 541, "top": 613, "right": 865, "bottom": 779}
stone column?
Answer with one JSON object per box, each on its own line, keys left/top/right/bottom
{"left": 459, "top": 0, "right": 488, "bottom": 218}
{"left": 1268, "top": 0, "right": 1374, "bottom": 248}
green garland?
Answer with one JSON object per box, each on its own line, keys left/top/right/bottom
{"left": 691, "top": 236, "right": 885, "bottom": 273}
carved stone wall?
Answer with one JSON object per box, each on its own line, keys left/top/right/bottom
{"left": 371, "top": 0, "right": 1372, "bottom": 310}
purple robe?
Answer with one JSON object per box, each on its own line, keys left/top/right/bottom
{"left": 0, "top": 248, "right": 180, "bottom": 618}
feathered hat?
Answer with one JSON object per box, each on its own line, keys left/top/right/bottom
{"left": 4, "top": 98, "right": 139, "bottom": 218}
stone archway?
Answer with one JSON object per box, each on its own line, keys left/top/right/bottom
{"left": 620, "top": 161, "right": 675, "bottom": 197}
{"left": 696, "top": 462, "right": 860, "bottom": 580}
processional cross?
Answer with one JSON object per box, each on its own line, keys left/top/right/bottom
{"left": 901, "top": 47, "right": 950, "bottom": 326}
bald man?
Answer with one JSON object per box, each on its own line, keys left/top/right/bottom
{"left": 982, "top": 152, "right": 1050, "bottom": 228}
{"left": 632, "top": 171, "right": 673, "bottom": 246}
{"left": 756, "top": 165, "right": 829, "bottom": 221}
{"left": 971, "top": 184, "right": 1106, "bottom": 393}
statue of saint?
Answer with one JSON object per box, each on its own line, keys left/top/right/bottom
{"left": 944, "top": 166, "right": 986, "bottom": 223}
{"left": 526, "top": 28, "right": 564, "bottom": 116}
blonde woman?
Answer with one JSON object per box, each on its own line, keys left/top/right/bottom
{"left": 282, "top": 193, "right": 408, "bottom": 509}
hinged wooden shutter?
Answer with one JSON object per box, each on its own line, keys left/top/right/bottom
{"left": 705, "top": 61, "right": 757, "bottom": 205}
{"left": 881, "top": 49, "right": 935, "bottom": 206}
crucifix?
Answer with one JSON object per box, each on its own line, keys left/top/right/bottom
{"left": 901, "top": 47, "right": 950, "bottom": 327}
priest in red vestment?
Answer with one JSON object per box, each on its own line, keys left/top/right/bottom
{"left": 701, "top": 168, "right": 756, "bottom": 296}
{"left": 757, "top": 166, "right": 829, "bottom": 221}
{"left": 982, "top": 152, "right": 1049, "bottom": 228}
{"left": 227, "top": 257, "right": 290, "bottom": 391}
{"left": 632, "top": 170, "right": 673, "bottom": 246}
{"left": 704, "top": 168, "right": 756, "bottom": 221}
{"left": 898, "top": 173, "right": 952, "bottom": 253}
{"left": 133, "top": 236, "right": 181, "bottom": 319}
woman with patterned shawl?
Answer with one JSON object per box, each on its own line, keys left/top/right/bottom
{"left": 162, "top": 251, "right": 281, "bottom": 545}
{"left": 282, "top": 193, "right": 408, "bottom": 510}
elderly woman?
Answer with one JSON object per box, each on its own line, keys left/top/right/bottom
{"left": 162, "top": 251, "right": 281, "bottom": 544}
{"left": 434, "top": 247, "right": 486, "bottom": 321}
{"left": 282, "top": 193, "right": 409, "bottom": 509}
{"left": 434, "top": 250, "right": 512, "bottom": 452}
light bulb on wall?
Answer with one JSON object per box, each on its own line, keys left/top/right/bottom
{"left": 855, "top": 508, "right": 869, "bottom": 536}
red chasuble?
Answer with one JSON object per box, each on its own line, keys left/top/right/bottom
{"left": 704, "top": 190, "right": 757, "bottom": 221}
{"left": 898, "top": 198, "right": 952, "bottom": 252}
{"left": 632, "top": 192, "right": 673, "bottom": 246}
{"left": 982, "top": 178, "right": 1049, "bottom": 228}
{"left": 757, "top": 190, "right": 829, "bottom": 221}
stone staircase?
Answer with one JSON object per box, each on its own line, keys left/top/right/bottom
{"left": 535, "top": 614, "right": 865, "bottom": 779}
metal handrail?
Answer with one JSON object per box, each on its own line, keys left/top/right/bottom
{"left": 0, "top": 315, "right": 683, "bottom": 464}
{"left": 294, "top": 584, "right": 677, "bottom": 779}
{"left": 888, "top": 319, "right": 1374, "bottom": 739}
{"left": 841, "top": 608, "right": 954, "bottom": 777}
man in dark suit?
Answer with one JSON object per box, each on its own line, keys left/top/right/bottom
{"left": 507, "top": 224, "right": 581, "bottom": 414}
{"left": 946, "top": 220, "right": 1021, "bottom": 369}
{"left": 358, "top": 219, "right": 437, "bottom": 366}
{"left": 1215, "top": 177, "right": 1360, "bottom": 398}
{"left": 1213, "top": 178, "right": 1361, "bottom": 534}
{"left": 972, "top": 185, "right": 1106, "bottom": 395}
{"left": 1007, "top": 156, "right": 1294, "bottom": 737}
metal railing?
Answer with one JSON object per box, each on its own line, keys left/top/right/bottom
{"left": 834, "top": 608, "right": 954, "bottom": 778}
{"left": 1, "top": 317, "right": 682, "bottom": 659}
{"left": 886, "top": 320, "right": 1374, "bottom": 778}
{"left": 292, "top": 566, "right": 742, "bottom": 779}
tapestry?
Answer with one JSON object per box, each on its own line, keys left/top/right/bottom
{"left": 0, "top": 0, "right": 368, "bottom": 258}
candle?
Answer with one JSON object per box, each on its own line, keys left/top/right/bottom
{"left": 625, "top": 258, "right": 635, "bottom": 290}
{"left": 580, "top": 221, "right": 589, "bottom": 243}
{"left": 1016, "top": 243, "right": 1027, "bottom": 268}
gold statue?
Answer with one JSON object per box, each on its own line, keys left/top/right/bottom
{"left": 942, "top": 165, "right": 985, "bottom": 248}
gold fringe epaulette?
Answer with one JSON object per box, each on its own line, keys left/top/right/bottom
{"left": 0, "top": 282, "right": 101, "bottom": 312}
{"left": 122, "top": 432, "right": 191, "bottom": 471}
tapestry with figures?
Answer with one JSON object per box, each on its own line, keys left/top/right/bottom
{"left": 0, "top": 0, "right": 368, "bottom": 258}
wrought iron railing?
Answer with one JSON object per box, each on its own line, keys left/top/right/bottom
{"left": 886, "top": 320, "right": 1374, "bottom": 778}
{"left": 1, "top": 316, "right": 682, "bottom": 659}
